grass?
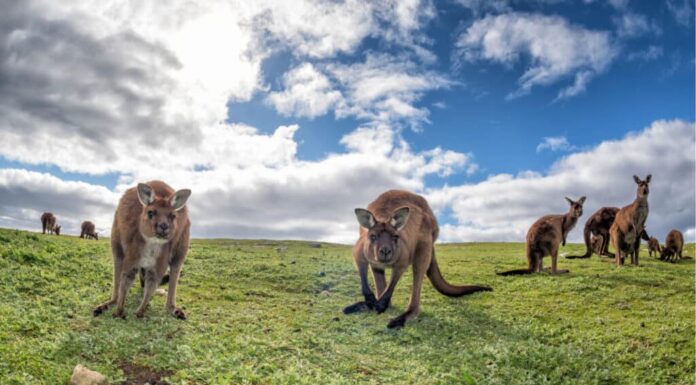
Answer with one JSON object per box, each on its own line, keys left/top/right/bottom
{"left": 0, "top": 227, "right": 693, "bottom": 385}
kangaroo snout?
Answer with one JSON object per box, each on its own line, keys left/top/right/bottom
{"left": 378, "top": 247, "right": 393, "bottom": 262}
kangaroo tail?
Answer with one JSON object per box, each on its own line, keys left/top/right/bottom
{"left": 496, "top": 268, "right": 534, "bottom": 276}
{"left": 427, "top": 248, "right": 492, "bottom": 297}
{"left": 566, "top": 225, "right": 592, "bottom": 259}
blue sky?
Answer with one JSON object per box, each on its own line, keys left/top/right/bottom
{"left": 0, "top": 0, "right": 694, "bottom": 243}
{"left": 227, "top": 0, "right": 694, "bottom": 183}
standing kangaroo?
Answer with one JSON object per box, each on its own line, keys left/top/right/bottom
{"left": 660, "top": 229, "right": 686, "bottom": 262}
{"left": 93, "top": 181, "right": 191, "bottom": 320}
{"left": 80, "top": 221, "right": 99, "bottom": 240}
{"left": 609, "top": 175, "right": 651, "bottom": 267}
{"left": 343, "top": 190, "right": 492, "bottom": 329}
{"left": 566, "top": 207, "right": 619, "bottom": 259}
{"left": 498, "top": 196, "right": 585, "bottom": 276}
{"left": 647, "top": 236, "right": 661, "bottom": 258}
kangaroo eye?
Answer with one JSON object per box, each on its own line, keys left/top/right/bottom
{"left": 169, "top": 213, "right": 176, "bottom": 220}
{"left": 392, "top": 235, "right": 399, "bottom": 242}
{"left": 147, "top": 210, "right": 155, "bottom": 219}
{"left": 369, "top": 234, "right": 377, "bottom": 242}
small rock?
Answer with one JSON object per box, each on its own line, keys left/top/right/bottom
{"left": 276, "top": 246, "right": 288, "bottom": 253}
{"left": 70, "top": 365, "right": 107, "bottom": 385}
{"left": 640, "top": 322, "right": 645, "bottom": 327}
{"left": 318, "top": 271, "right": 326, "bottom": 277}
{"left": 155, "top": 288, "right": 167, "bottom": 296}
{"left": 309, "top": 243, "right": 322, "bottom": 248}
{"left": 320, "top": 290, "right": 331, "bottom": 296}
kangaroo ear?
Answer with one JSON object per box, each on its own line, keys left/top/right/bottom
{"left": 633, "top": 175, "right": 641, "bottom": 184}
{"left": 390, "top": 207, "right": 410, "bottom": 231}
{"left": 137, "top": 183, "right": 155, "bottom": 206}
{"left": 577, "top": 196, "right": 586, "bottom": 204}
{"left": 645, "top": 174, "right": 652, "bottom": 183}
{"left": 355, "top": 208, "right": 376, "bottom": 229}
{"left": 171, "top": 189, "right": 191, "bottom": 211}
{"left": 565, "top": 197, "right": 573, "bottom": 205}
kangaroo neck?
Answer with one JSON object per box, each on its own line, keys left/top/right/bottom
{"left": 562, "top": 213, "right": 578, "bottom": 235}
{"left": 634, "top": 195, "right": 648, "bottom": 209}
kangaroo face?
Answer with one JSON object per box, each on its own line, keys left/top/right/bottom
{"left": 355, "top": 207, "right": 410, "bottom": 265}
{"left": 633, "top": 174, "right": 651, "bottom": 199}
{"left": 137, "top": 183, "right": 191, "bottom": 242}
{"left": 565, "top": 196, "right": 585, "bottom": 218}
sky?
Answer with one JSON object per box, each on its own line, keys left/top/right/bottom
{"left": 0, "top": 0, "right": 694, "bottom": 244}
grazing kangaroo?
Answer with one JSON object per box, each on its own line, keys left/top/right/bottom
{"left": 498, "top": 196, "right": 585, "bottom": 276}
{"left": 80, "top": 221, "right": 99, "bottom": 240}
{"left": 41, "top": 212, "right": 60, "bottom": 235}
{"left": 93, "top": 181, "right": 191, "bottom": 320}
{"left": 647, "top": 236, "right": 661, "bottom": 258}
{"left": 566, "top": 207, "right": 619, "bottom": 259}
{"left": 609, "top": 175, "right": 651, "bottom": 267}
{"left": 660, "top": 229, "right": 688, "bottom": 262}
{"left": 343, "top": 190, "right": 492, "bottom": 329}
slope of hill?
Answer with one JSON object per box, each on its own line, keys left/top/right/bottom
{"left": 0, "top": 228, "right": 693, "bottom": 384}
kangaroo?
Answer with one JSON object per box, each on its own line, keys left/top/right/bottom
{"left": 647, "top": 236, "right": 661, "bottom": 258}
{"left": 609, "top": 175, "right": 651, "bottom": 266}
{"left": 498, "top": 196, "right": 585, "bottom": 276}
{"left": 343, "top": 190, "right": 492, "bottom": 329}
{"left": 93, "top": 181, "right": 191, "bottom": 320}
{"left": 41, "top": 212, "right": 56, "bottom": 234}
{"left": 591, "top": 234, "right": 604, "bottom": 255}
{"left": 566, "top": 207, "right": 619, "bottom": 259}
{"left": 660, "top": 229, "right": 687, "bottom": 262}
{"left": 80, "top": 221, "right": 99, "bottom": 240}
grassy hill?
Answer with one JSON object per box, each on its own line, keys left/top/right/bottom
{"left": 0, "top": 227, "right": 693, "bottom": 384}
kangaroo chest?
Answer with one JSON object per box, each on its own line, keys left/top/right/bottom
{"left": 138, "top": 239, "right": 168, "bottom": 269}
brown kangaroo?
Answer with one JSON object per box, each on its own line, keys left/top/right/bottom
{"left": 660, "top": 229, "right": 687, "bottom": 262}
{"left": 566, "top": 207, "right": 619, "bottom": 259}
{"left": 41, "top": 212, "right": 60, "bottom": 235}
{"left": 343, "top": 190, "right": 492, "bottom": 329}
{"left": 498, "top": 196, "right": 585, "bottom": 276}
{"left": 80, "top": 221, "right": 99, "bottom": 240}
{"left": 93, "top": 181, "right": 191, "bottom": 320}
{"left": 609, "top": 175, "right": 651, "bottom": 266}
{"left": 591, "top": 234, "right": 604, "bottom": 255}
{"left": 647, "top": 236, "right": 661, "bottom": 258}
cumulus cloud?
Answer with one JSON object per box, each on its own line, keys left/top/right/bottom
{"left": 266, "top": 63, "right": 342, "bottom": 118}
{"left": 428, "top": 120, "right": 696, "bottom": 243}
{"left": 456, "top": 12, "right": 617, "bottom": 100}
{"left": 536, "top": 136, "right": 576, "bottom": 152}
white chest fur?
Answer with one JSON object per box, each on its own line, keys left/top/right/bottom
{"left": 139, "top": 238, "right": 168, "bottom": 268}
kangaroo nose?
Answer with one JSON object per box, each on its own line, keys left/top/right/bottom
{"left": 158, "top": 223, "right": 169, "bottom": 232}
{"left": 378, "top": 247, "right": 392, "bottom": 261}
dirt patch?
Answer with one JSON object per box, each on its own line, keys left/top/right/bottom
{"left": 120, "top": 362, "right": 173, "bottom": 385}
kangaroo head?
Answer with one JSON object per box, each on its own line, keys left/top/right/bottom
{"left": 354, "top": 207, "right": 410, "bottom": 265}
{"left": 564, "top": 196, "right": 585, "bottom": 218}
{"left": 137, "top": 183, "right": 191, "bottom": 242}
{"left": 54, "top": 225, "right": 61, "bottom": 235}
{"left": 94, "top": 232, "right": 99, "bottom": 241}
{"left": 633, "top": 174, "right": 651, "bottom": 198}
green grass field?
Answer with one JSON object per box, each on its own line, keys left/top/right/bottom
{"left": 0, "top": 227, "right": 693, "bottom": 385}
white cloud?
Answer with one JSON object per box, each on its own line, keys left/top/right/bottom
{"left": 428, "top": 120, "right": 696, "bottom": 243}
{"left": 536, "top": 136, "right": 576, "bottom": 152}
{"left": 456, "top": 12, "right": 617, "bottom": 100}
{"left": 328, "top": 54, "right": 454, "bottom": 129}
{"left": 666, "top": 0, "right": 694, "bottom": 27}
{"left": 627, "top": 45, "right": 664, "bottom": 62}
{"left": 613, "top": 13, "right": 661, "bottom": 38}
{"left": 266, "top": 63, "right": 342, "bottom": 118}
